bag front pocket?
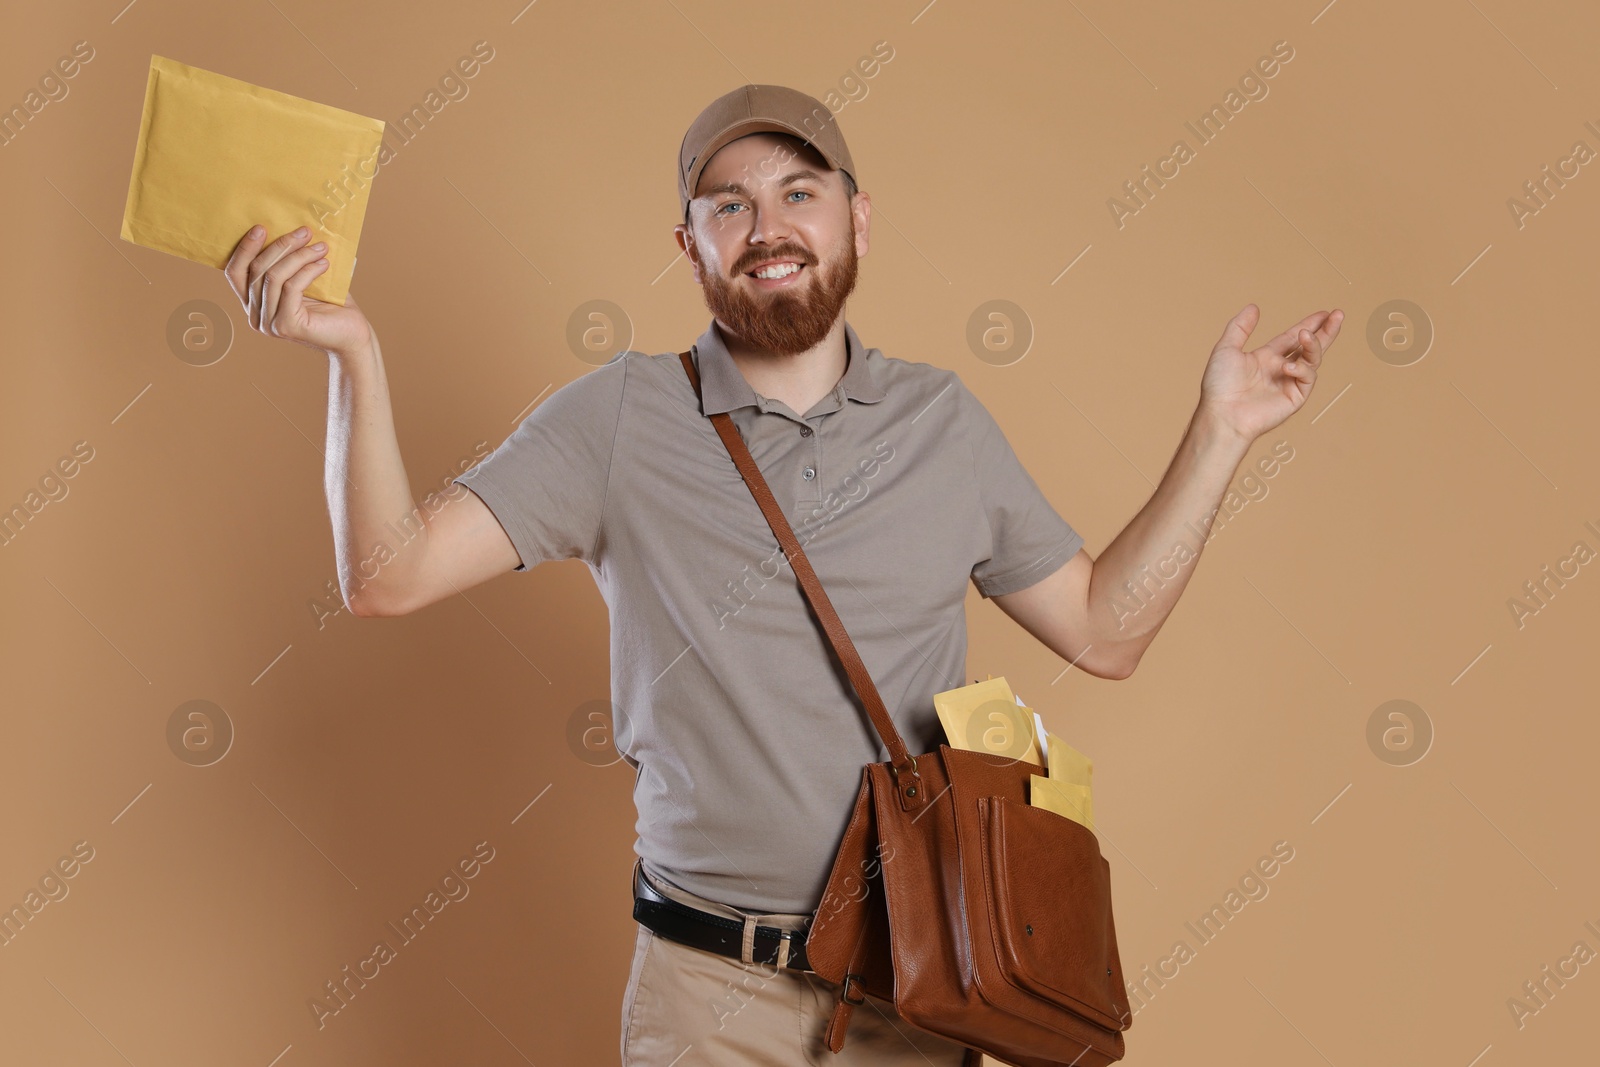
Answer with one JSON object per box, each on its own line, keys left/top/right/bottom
{"left": 976, "top": 794, "right": 1131, "bottom": 1033}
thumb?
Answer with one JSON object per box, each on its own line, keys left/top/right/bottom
{"left": 1218, "top": 303, "right": 1259, "bottom": 350}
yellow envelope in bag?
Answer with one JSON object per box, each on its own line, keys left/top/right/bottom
{"left": 120, "top": 54, "right": 386, "bottom": 306}
{"left": 1046, "top": 732, "right": 1094, "bottom": 789}
{"left": 934, "top": 676, "right": 1044, "bottom": 767}
{"left": 1030, "top": 775, "right": 1095, "bottom": 833}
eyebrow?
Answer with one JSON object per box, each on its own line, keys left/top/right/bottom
{"left": 700, "top": 168, "right": 826, "bottom": 199}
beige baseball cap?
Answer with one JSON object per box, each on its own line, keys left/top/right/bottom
{"left": 678, "top": 84, "right": 856, "bottom": 222}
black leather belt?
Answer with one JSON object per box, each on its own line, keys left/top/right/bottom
{"left": 632, "top": 865, "right": 813, "bottom": 973}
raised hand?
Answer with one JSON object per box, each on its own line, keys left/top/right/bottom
{"left": 1198, "top": 304, "right": 1343, "bottom": 443}
{"left": 223, "top": 224, "right": 373, "bottom": 355}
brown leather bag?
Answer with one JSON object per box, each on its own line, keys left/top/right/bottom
{"left": 678, "top": 350, "right": 1134, "bottom": 1066}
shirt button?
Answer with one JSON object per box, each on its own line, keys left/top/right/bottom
{"left": 800, "top": 426, "right": 813, "bottom": 437}
{"left": 802, "top": 466, "right": 816, "bottom": 480}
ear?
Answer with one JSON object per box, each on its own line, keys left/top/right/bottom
{"left": 850, "top": 191, "right": 871, "bottom": 260}
{"left": 673, "top": 222, "right": 704, "bottom": 284}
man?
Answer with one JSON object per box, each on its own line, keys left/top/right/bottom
{"left": 224, "top": 83, "right": 1342, "bottom": 1066}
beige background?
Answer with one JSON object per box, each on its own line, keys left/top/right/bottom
{"left": 4, "top": 0, "right": 1598, "bottom": 1064}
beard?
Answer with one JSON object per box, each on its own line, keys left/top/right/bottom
{"left": 698, "top": 220, "right": 860, "bottom": 356}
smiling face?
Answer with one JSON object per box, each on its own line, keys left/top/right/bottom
{"left": 675, "top": 131, "right": 870, "bottom": 356}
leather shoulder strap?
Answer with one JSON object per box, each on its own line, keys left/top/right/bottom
{"left": 678, "top": 350, "right": 914, "bottom": 775}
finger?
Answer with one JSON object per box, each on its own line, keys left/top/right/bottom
{"left": 1260, "top": 311, "right": 1329, "bottom": 361}
{"left": 1280, "top": 313, "right": 1344, "bottom": 375}
{"left": 1307, "top": 309, "right": 1343, "bottom": 363}
{"left": 224, "top": 224, "right": 267, "bottom": 304}
{"left": 261, "top": 241, "right": 328, "bottom": 332}
{"left": 277, "top": 255, "right": 331, "bottom": 329}
{"left": 1296, "top": 323, "right": 1327, "bottom": 368}
{"left": 1283, "top": 354, "right": 1317, "bottom": 390}
{"left": 1282, "top": 327, "right": 1316, "bottom": 369}
{"left": 1218, "top": 303, "right": 1260, "bottom": 351}
{"left": 247, "top": 227, "right": 316, "bottom": 330}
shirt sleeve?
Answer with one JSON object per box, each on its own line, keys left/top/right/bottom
{"left": 451, "top": 355, "right": 629, "bottom": 572}
{"left": 958, "top": 377, "right": 1086, "bottom": 598}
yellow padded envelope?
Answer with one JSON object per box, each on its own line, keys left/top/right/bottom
{"left": 1030, "top": 775, "right": 1095, "bottom": 833}
{"left": 120, "top": 54, "right": 385, "bottom": 306}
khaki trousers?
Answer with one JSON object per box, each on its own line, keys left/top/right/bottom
{"left": 622, "top": 860, "right": 979, "bottom": 1066}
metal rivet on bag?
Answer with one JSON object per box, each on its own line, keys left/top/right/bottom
{"left": 1025, "top": 924, "right": 1033, "bottom": 935}
{"left": 1106, "top": 967, "right": 1113, "bottom": 975}
{"left": 907, "top": 786, "right": 917, "bottom": 796}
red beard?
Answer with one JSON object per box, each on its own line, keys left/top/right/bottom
{"left": 699, "top": 221, "right": 860, "bottom": 356}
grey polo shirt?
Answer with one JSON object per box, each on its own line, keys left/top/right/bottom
{"left": 453, "top": 317, "right": 1085, "bottom": 914}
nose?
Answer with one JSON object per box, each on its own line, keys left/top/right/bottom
{"left": 749, "top": 199, "right": 792, "bottom": 247}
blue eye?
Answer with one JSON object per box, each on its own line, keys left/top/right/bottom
{"left": 716, "top": 190, "right": 813, "bottom": 216}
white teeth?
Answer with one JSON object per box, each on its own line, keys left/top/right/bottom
{"left": 752, "top": 262, "right": 800, "bottom": 280}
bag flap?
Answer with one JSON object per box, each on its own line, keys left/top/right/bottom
{"left": 978, "top": 795, "right": 1132, "bottom": 1032}
{"left": 805, "top": 767, "right": 892, "bottom": 988}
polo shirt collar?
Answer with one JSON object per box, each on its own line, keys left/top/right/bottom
{"left": 692, "top": 318, "right": 887, "bottom": 416}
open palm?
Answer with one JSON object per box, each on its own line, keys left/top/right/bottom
{"left": 1200, "top": 304, "right": 1343, "bottom": 442}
